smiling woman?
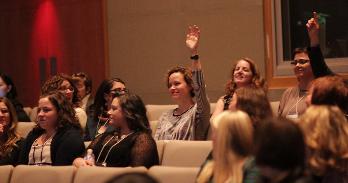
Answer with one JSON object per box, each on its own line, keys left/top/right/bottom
{"left": 19, "top": 92, "right": 85, "bottom": 166}
{"left": 211, "top": 58, "right": 266, "bottom": 120}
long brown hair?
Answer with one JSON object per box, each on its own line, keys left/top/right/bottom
{"left": 0, "top": 97, "right": 21, "bottom": 158}
{"left": 225, "top": 58, "right": 266, "bottom": 96}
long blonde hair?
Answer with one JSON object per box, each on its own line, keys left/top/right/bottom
{"left": 212, "top": 111, "right": 254, "bottom": 183}
{"left": 299, "top": 105, "right": 348, "bottom": 175}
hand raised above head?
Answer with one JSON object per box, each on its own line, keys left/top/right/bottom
{"left": 186, "top": 25, "right": 200, "bottom": 54}
{"left": 306, "top": 12, "right": 320, "bottom": 46}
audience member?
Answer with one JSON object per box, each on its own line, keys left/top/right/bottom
{"left": 197, "top": 111, "right": 257, "bottom": 183}
{"left": 41, "top": 73, "right": 88, "bottom": 130}
{"left": 19, "top": 92, "right": 85, "bottom": 166}
{"left": 0, "top": 73, "right": 30, "bottom": 122}
{"left": 0, "top": 97, "right": 22, "bottom": 165}
{"left": 85, "top": 78, "right": 127, "bottom": 140}
{"left": 155, "top": 25, "right": 210, "bottom": 140}
{"left": 255, "top": 118, "right": 312, "bottom": 183}
{"left": 300, "top": 106, "right": 348, "bottom": 182}
{"left": 211, "top": 58, "right": 266, "bottom": 120}
{"left": 73, "top": 93, "right": 158, "bottom": 168}
{"left": 72, "top": 72, "right": 94, "bottom": 112}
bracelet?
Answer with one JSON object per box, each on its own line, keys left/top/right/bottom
{"left": 190, "top": 55, "right": 199, "bottom": 61}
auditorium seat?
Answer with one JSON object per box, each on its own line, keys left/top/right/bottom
{"left": 73, "top": 166, "right": 147, "bottom": 183}
{"left": 23, "top": 107, "right": 32, "bottom": 117}
{"left": 155, "top": 140, "right": 166, "bottom": 164}
{"left": 270, "top": 101, "right": 280, "bottom": 116}
{"left": 29, "top": 107, "right": 38, "bottom": 122}
{"left": 149, "top": 166, "right": 199, "bottom": 183}
{"left": 161, "top": 140, "right": 212, "bottom": 167}
{"left": 16, "top": 122, "right": 36, "bottom": 138}
{"left": 146, "top": 104, "right": 176, "bottom": 121}
{"left": 150, "top": 120, "right": 158, "bottom": 136}
{"left": 10, "top": 165, "right": 75, "bottom": 183}
{"left": 0, "top": 165, "right": 13, "bottom": 183}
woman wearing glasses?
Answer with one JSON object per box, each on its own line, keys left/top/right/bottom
{"left": 41, "top": 74, "right": 88, "bottom": 130}
{"left": 84, "top": 78, "right": 127, "bottom": 141}
{"left": 278, "top": 12, "right": 328, "bottom": 120}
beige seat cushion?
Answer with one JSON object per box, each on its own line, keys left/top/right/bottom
{"left": 155, "top": 140, "right": 166, "bottom": 164}
{"left": 161, "top": 140, "right": 212, "bottom": 167}
{"left": 74, "top": 166, "right": 147, "bottom": 183}
{"left": 16, "top": 122, "right": 36, "bottom": 138}
{"left": 149, "top": 166, "right": 199, "bottom": 183}
{"left": 149, "top": 120, "right": 158, "bottom": 137}
{"left": 0, "top": 165, "right": 13, "bottom": 183}
{"left": 146, "top": 105, "right": 176, "bottom": 121}
{"left": 10, "top": 165, "right": 75, "bottom": 183}
{"left": 29, "top": 107, "right": 38, "bottom": 122}
{"left": 270, "top": 101, "right": 280, "bottom": 116}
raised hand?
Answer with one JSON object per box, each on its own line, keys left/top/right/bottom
{"left": 186, "top": 25, "right": 200, "bottom": 55}
{"left": 306, "top": 12, "right": 320, "bottom": 47}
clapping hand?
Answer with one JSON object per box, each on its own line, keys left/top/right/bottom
{"left": 306, "top": 12, "right": 320, "bottom": 46}
{"left": 186, "top": 25, "right": 200, "bottom": 55}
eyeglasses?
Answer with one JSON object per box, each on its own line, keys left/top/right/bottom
{"left": 290, "top": 59, "right": 310, "bottom": 65}
{"left": 109, "top": 88, "right": 128, "bottom": 96}
{"left": 59, "top": 86, "right": 74, "bottom": 92}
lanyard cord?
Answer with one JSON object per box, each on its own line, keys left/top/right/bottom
{"left": 96, "top": 132, "right": 134, "bottom": 166}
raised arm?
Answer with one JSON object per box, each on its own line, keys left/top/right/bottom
{"left": 186, "top": 25, "right": 202, "bottom": 71}
{"left": 306, "top": 12, "right": 334, "bottom": 77}
{"left": 186, "top": 25, "right": 210, "bottom": 140}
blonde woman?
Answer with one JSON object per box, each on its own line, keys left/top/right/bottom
{"left": 197, "top": 110, "right": 256, "bottom": 183}
{"left": 300, "top": 105, "right": 348, "bottom": 182}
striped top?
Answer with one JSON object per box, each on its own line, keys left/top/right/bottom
{"left": 28, "top": 136, "right": 53, "bottom": 166}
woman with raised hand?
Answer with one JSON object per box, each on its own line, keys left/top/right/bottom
{"left": 73, "top": 93, "right": 158, "bottom": 168}
{"left": 154, "top": 25, "right": 210, "bottom": 140}
{"left": 19, "top": 92, "right": 85, "bottom": 166}
{"left": 0, "top": 97, "right": 22, "bottom": 165}
{"left": 211, "top": 58, "right": 266, "bottom": 120}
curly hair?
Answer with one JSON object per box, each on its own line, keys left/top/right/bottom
{"left": 299, "top": 105, "right": 348, "bottom": 176}
{"left": 41, "top": 73, "right": 80, "bottom": 107}
{"left": 33, "top": 92, "right": 81, "bottom": 133}
{"left": 166, "top": 66, "right": 194, "bottom": 97}
{"left": 235, "top": 87, "right": 272, "bottom": 128}
{"left": 225, "top": 58, "right": 266, "bottom": 96}
{"left": 0, "top": 97, "right": 21, "bottom": 158}
{"left": 113, "top": 93, "right": 151, "bottom": 134}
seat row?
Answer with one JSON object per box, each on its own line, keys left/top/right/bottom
{"left": 22, "top": 102, "right": 280, "bottom": 122}
{"left": 0, "top": 165, "right": 199, "bottom": 183}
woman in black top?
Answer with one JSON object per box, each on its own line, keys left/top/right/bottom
{"left": 0, "top": 97, "right": 22, "bottom": 165}
{"left": 73, "top": 93, "right": 159, "bottom": 168}
{"left": 19, "top": 92, "right": 85, "bottom": 166}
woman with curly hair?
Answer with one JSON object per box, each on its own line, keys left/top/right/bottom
{"left": 73, "top": 93, "right": 158, "bottom": 168}
{"left": 211, "top": 58, "right": 266, "bottom": 120}
{"left": 19, "top": 92, "right": 85, "bottom": 166}
{"left": 0, "top": 97, "right": 22, "bottom": 165}
{"left": 41, "top": 73, "right": 87, "bottom": 130}
{"left": 299, "top": 105, "right": 348, "bottom": 182}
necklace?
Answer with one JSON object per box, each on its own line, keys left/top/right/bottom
{"left": 95, "top": 132, "right": 134, "bottom": 167}
{"left": 173, "top": 104, "right": 194, "bottom": 117}
{"left": 95, "top": 117, "right": 110, "bottom": 138}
